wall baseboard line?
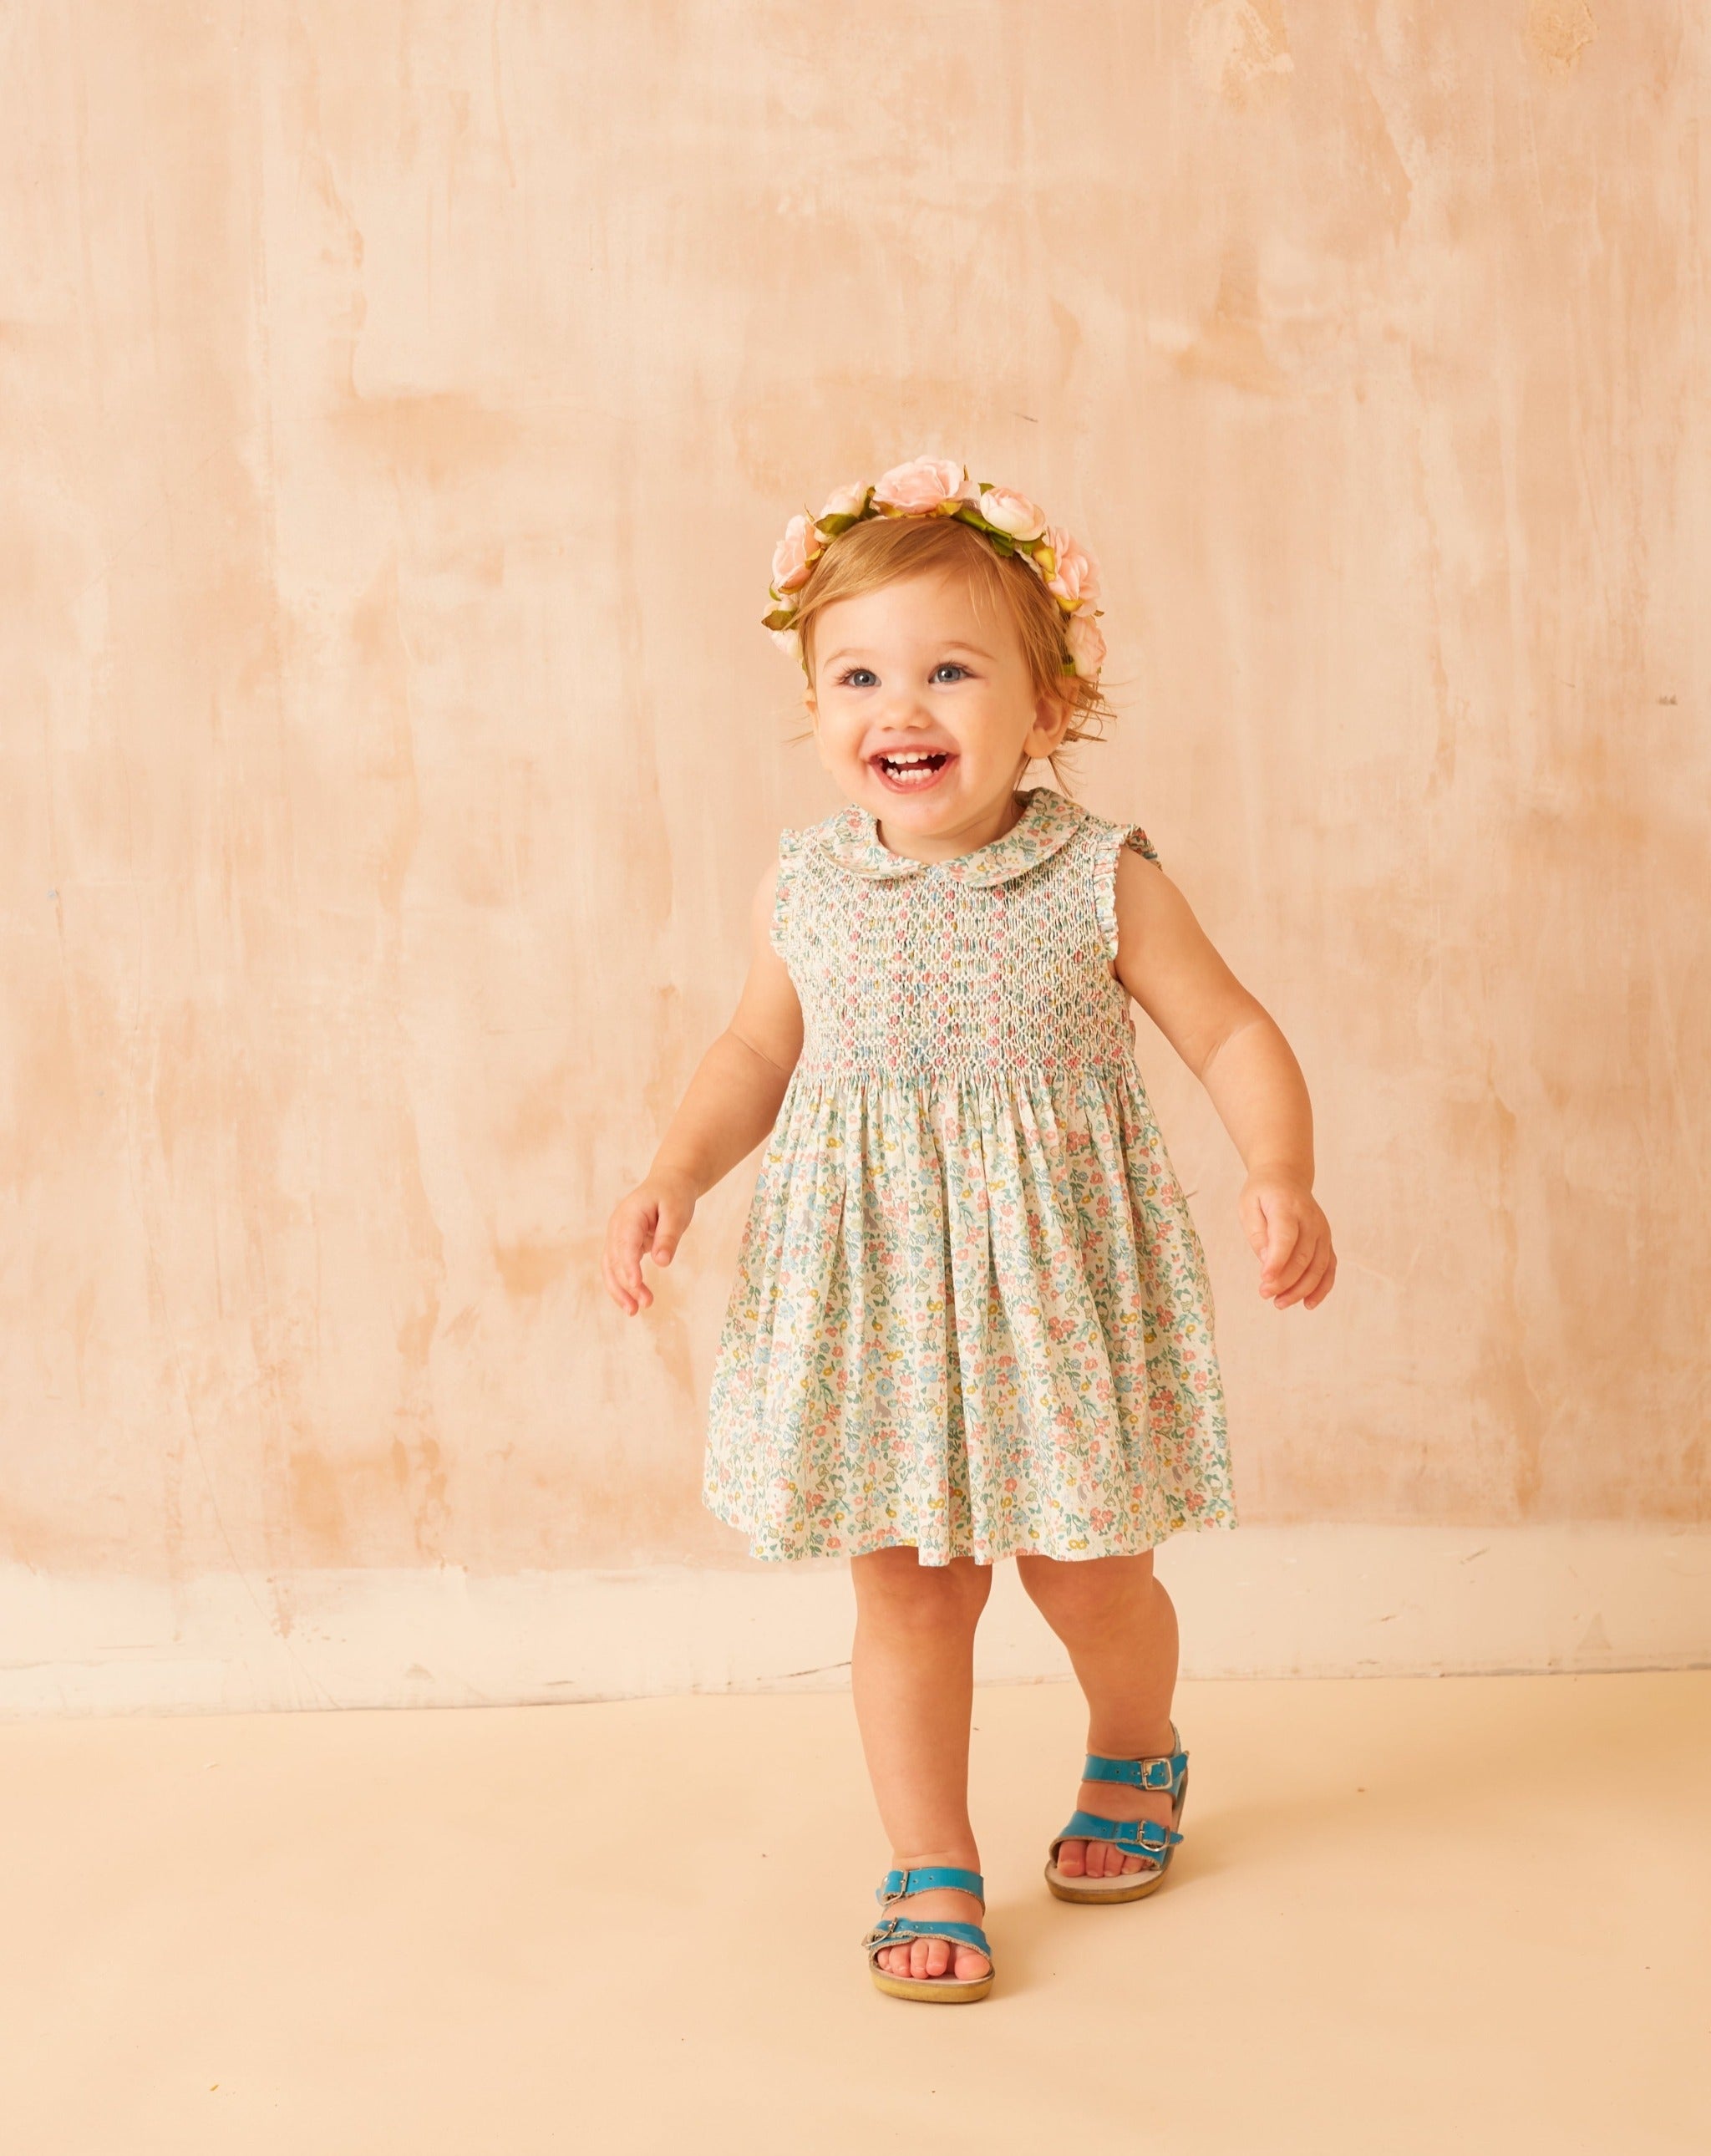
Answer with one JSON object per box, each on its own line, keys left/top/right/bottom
{"left": 2, "top": 1524, "right": 1706, "bottom": 1718}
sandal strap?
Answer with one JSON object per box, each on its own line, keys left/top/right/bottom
{"left": 864, "top": 1915, "right": 992, "bottom": 1960}
{"left": 1051, "top": 1809, "right": 1184, "bottom": 1858}
{"left": 876, "top": 1864, "right": 985, "bottom": 1905}
{"left": 1083, "top": 1727, "right": 1187, "bottom": 1794}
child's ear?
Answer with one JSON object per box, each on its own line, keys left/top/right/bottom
{"left": 1028, "top": 682, "right": 1073, "bottom": 754}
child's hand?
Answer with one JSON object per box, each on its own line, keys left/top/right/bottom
{"left": 1238, "top": 1176, "right": 1336, "bottom": 1309}
{"left": 603, "top": 1172, "right": 699, "bottom": 1315}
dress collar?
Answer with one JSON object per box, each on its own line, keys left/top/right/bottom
{"left": 808, "top": 786, "right": 1089, "bottom": 888}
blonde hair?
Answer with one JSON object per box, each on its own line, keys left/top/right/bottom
{"left": 786, "top": 515, "right": 1117, "bottom": 781}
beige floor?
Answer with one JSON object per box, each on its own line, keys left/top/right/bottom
{"left": 2, "top": 1672, "right": 1707, "bottom": 2155}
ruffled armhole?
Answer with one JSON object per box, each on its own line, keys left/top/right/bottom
{"left": 1094, "top": 821, "right": 1163, "bottom": 964}
{"left": 769, "top": 826, "right": 804, "bottom": 957}
{"left": 1124, "top": 825, "right": 1162, "bottom": 866}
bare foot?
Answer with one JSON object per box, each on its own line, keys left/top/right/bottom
{"left": 1054, "top": 1730, "right": 1180, "bottom": 1880}
{"left": 872, "top": 1882, "right": 991, "bottom": 1983}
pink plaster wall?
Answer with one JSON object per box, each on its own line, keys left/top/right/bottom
{"left": 3, "top": 3, "right": 1706, "bottom": 1589}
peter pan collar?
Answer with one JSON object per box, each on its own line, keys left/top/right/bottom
{"left": 809, "top": 786, "right": 1088, "bottom": 888}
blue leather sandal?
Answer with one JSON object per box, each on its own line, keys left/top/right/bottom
{"left": 1043, "top": 1723, "right": 1189, "bottom": 1904}
{"left": 861, "top": 1865, "right": 995, "bottom": 2003}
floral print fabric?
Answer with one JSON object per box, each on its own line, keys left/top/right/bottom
{"left": 702, "top": 786, "right": 1237, "bottom": 1566}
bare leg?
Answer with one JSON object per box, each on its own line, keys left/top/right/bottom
{"left": 849, "top": 1545, "right": 993, "bottom": 1981}
{"left": 1014, "top": 1549, "right": 1180, "bottom": 1879}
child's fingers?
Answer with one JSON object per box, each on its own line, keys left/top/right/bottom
{"left": 1295, "top": 1248, "right": 1338, "bottom": 1309}
{"left": 603, "top": 1203, "right": 660, "bottom": 1314}
{"left": 601, "top": 1242, "right": 647, "bottom": 1314}
{"left": 649, "top": 1192, "right": 694, "bottom": 1267}
{"left": 1257, "top": 1208, "right": 1302, "bottom": 1290}
{"left": 629, "top": 1203, "right": 663, "bottom": 1289}
{"left": 1277, "top": 1241, "right": 1334, "bottom": 1309}
{"left": 1264, "top": 1227, "right": 1318, "bottom": 1300}
{"left": 597, "top": 1239, "right": 625, "bottom": 1309}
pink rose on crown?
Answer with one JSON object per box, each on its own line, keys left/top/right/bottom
{"left": 977, "top": 486, "right": 1047, "bottom": 542}
{"left": 871, "top": 455, "right": 979, "bottom": 516}
{"left": 1039, "top": 526, "right": 1102, "bottom": 612}
{"left": 815, "top": 481, "right": 871, "bottom": 526}
{"left": 1064, "top": 609, "right": 1107, "bottom": 678}
{"left": 762, "top": 459, "right": 1109, "bottom": 688}
{"left": 769, "top": 511, "right": 824, "bottom": 595}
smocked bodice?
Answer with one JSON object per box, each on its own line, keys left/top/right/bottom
{"left": 770, "top": 786, "right": 1160, "bottom": 1083}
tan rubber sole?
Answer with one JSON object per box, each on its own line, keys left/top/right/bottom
{"left": 1043, "top": 1859, "right": 1169, "bottom": 1904}
{"left": 871, "top": 1968, "right": 995, "bottom": 2004}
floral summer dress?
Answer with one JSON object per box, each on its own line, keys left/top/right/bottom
{"left": 702, "top": 785, "right": 1236, "bottom": 1567}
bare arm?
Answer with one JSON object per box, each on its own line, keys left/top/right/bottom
{"left": 1112, "top": 846, "right": 1335, "bottom": 1311}
{"left": 602, "top": 862, "right": 804, "bottom": 1315}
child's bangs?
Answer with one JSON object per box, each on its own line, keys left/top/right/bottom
{"left": 796, "top": 516, "right": 1028, "bottom": 669}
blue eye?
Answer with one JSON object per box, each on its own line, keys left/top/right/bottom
{"left": 832, "top": 662, "right": 972, "bottom": 688}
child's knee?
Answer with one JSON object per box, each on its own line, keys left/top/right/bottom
{"left": 1018, "top": 1550, "right": 1155, "bottom": 1630}
{"left": 852, "top": 1547, "right": 992, "bottom": 1629}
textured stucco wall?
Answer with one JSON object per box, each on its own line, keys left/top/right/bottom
{"left": 3, "top": 2, "right": 1707, "bottom": 1622}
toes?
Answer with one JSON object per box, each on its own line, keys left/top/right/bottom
{"left": 1056, "top": 1838, "right": 1086, "bottom": 1877}
{"left": 921, "top": 1935, "right": 950, "bottom": 1980}
{"left": 955, "top": 1943, "right": 990, "bottom": 1980}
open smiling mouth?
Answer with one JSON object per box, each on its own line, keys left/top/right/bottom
{"left": 871, "top": 750, "right": 956, "bottom": 790}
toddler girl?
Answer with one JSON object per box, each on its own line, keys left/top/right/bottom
{"left": 603, "top": 455, "right": 1335, "bottom": 2003}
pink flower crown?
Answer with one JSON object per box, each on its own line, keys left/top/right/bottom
{"left": 762, "top": 455, "right": 1107, "bottom": 684}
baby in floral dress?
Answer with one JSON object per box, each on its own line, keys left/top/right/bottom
{"left": 604, "top": 456, "right": 1336, "bottom": 2003}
